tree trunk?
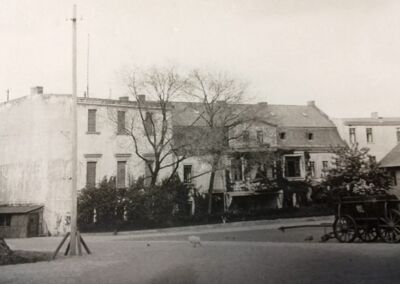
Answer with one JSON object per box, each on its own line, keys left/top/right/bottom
{"left": 207, "top": 155, "right": 220, "bottom": 214}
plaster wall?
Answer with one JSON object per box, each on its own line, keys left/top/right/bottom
{"left": 0, "top": 95, "right": 72, "bottom": 235}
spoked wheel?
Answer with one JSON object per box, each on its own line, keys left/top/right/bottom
{"left": 333, "top": 215, "right": 357, "bottom": 243}
{"left": 378, "top": 209, "right": 400, "bottom": 243}
{"left": 357, "top": 226, "right": 379, "bottom": 242}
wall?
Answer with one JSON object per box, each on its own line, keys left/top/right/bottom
{"left": 0, "top": 95, "right": 72, "bottom": 236}
{"left": 333, "top": 118, "right": 400, "bottom": 161}
{"left": 178, "top": 155, "right": 226, "bottom": 194}
{"left": 77, "top": 99, "right": 174, "bottom": 189}
{"left": 230, "top": 122, "right": 277, "bottom": 149}
{"left": 309, "top": 152, "right": 336, "bottom": 180}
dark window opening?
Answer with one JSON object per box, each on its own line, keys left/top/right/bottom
{"left": 279, "top": 132, "right": 286, "bottom": 140}
{"left": 117, "top": 111, "right": 126, "bottom": 134}
{"left": 242, "top": 130, "right": 250, "bottom": 142}
{"left": 366, "top": 128, "right": 373, "bottom": 143}
{"left": 308, "top": 132, "right": 314, "bottom": 140}
{"left": 309, "top": 161, "right": 315, "bottom": 177}
{"left": 183, "top": 165, "right": 193, "bottom": 183}
{"left": 285, "top": 156, "right": 301, "bottom": 177}
{"left": 397, "top": 128, "right": 400, "bottom": 142}
{"left": 392, "top": 171, "right": 397, "bottom": 186}
{"left": 349, "top": 128, "right": 356, "bottom": 143}
{"left": 0, "top": 214, "right": 11, "bottom": 226}
{"left": 231, "top": 159, "right": 243, "bottom": 181}
{"left": 117, "top": 161, "right": 127, "bottom": 188}
{"left": 144, "top": 112, "right": 154, "bottom": 135}
{"left": 87, "top": 109, "right": 97, "bottom": 133}
{"left": 86, "top": 161, "right": 97, "bottom": 188}
{"left": 256, "top": 131, "right": 264, "bottom": 144}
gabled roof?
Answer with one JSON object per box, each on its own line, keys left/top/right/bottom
{"left": 172, "top": 101, "right": 336, "bottom": 128}
{"left": 380, "top": 143, "right": 400, "bottom": 168}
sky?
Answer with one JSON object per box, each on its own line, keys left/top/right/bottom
{"left": 1, "top": 0, "right": 400, "bottom": 117}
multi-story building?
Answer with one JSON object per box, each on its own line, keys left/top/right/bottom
{"left": 0, "top": 88, "right": 172, "bottom": 237}
{"left": 173, "top": 100, "right": 345, "bottom": 210}
{"left": 333, "top": 113, "right": 400, "bottom": 161}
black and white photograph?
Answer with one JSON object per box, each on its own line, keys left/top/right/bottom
{"left": 1, "top": 1, "right": 400, "bottom": 283}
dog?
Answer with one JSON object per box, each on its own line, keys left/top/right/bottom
{"left": 188, "top": 235, "right": 202, "bottom": 247}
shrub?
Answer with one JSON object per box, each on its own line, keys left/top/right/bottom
{"left": 78, "top": 174, "right": 191, "bottom": 229}
{"left": 323, "top": 144, "right": 392, "bottom": 198}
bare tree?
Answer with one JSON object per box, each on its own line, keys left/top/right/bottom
{"left": 112, "top": 67, "right": 190, "bottom": 186}
{"left": 186, "top": 70, "right": 254, "bottom": 214}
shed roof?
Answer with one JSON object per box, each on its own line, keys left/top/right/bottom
{"left": 380, "top": 143, "right": 400, "bottom": 168}
{"left": 0, "top": 205, "right": 43, "bottom": 214}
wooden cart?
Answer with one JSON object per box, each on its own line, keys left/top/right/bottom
{"left": 333, "top": 196, "right": 400, "bottom": 243}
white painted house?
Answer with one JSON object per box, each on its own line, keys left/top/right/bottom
{"left": 333, "top": 113, "right": 400, "bottom": 162}
{"left": 0, "top": 88, "right": 172, "bottom": 236}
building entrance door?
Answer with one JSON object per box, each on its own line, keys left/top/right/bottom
{"left": 27, "top": 213, "right": 39, "bottom": 237}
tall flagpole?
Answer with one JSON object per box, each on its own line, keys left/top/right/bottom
{"left": 69, "top": 3, "right": 78, "bottom": 256}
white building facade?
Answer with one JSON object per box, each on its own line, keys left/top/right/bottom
{"left": 0, "top": 90, "right": 172, "bottom": 236}
{"left": 333, "top": 113, "right": 400, "bottom": 162}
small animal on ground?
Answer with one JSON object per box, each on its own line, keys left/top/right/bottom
{"left": 188, "top": 235, "right": 202, "bottom": 247}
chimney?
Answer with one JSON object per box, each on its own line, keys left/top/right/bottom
{"left": 31, "top": 86, "right": 43, "bottom": 95}
{"left": 119, "top": 96, "right": 129, "bottom": 102}
{"left": 138, "top": 95, "right": 146, "bottom": 103}
{"left": 371, "top": 112, "right": 378, "bottom": 119}
{"left": 307, "top": 100, "right": 315, "bottom": 107}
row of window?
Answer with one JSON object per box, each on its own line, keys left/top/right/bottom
{"left": 86, "top": 158, "right": 155, "bottom": 188}
{"left": 87, "top": 109, "right": 154, "bottom": 135}
{"left": 241, "top": 130, "right": 314, "bottom": 143}
{"left": 349, "top": 127, "right": 400, "bottom": 144}
{"left": 86, "top": 160, "right": 128, "bottom": 188}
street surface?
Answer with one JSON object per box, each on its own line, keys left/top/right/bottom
{"left": 1, "top": 217, "right": 400, "bottom": 284}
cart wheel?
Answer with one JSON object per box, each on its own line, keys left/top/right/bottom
{"left": 333, "top": 215, "right": 357, "bottom": 243}
{"left": 357, "top": 226, "right": 378, "bottom": 243}
{"left": 378, "top": 209, "right": 400, "bottom": 243}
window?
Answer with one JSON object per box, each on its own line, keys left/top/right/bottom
{"left": 144, "top": 112, "right": 154, "bottom": 135}
{"left": 309, "top": 161, "right": 315, "bottom": 177}
{"left": 86, "top": 161, "right": 97, "bottom": 188}
{"left": 256, "top": 131, "right": 264, "bottom": 144}
{"left": 392, "top": 171, "right": 398, "bottom": 186}
{"left": 366, "top": 128, "right": 373, "bottom": 143}
{"left": 308, "top": 132, "right": 314, "bottom": 140}
{"left": 117, "top": 161, "right": 127, "bottom": 188}
{"left": 144, "top": 160, "right": 154, "bottom": 187}
{"left": 349, "top": 128, "right": 356, "bottom": 143}
{"left": 87, "top": 109, "right": 97, "bottom": 133}
{"left": 0, "top": 214, "right": 11, "bottom": 226}
{"left": 279, "top": 132, "right": 286, "bottom": 140}
{"left": 397, "top": 128, "right": 400, "bottom": 142}
{"left": 231, "top": 159, "right": 243, "bottom": 181}
{"left": 242, "top": 130, "right": 250, "bottom": 142}
{"left": 117, "top": 111, "right": 126, "bottom": 134}
{"left": 183, "top": 165, "right": 193, "bottom": 183}
{"left": 285, "top": 156, "right": 301, "bottom": 178}
{"left": 321, "top": 161, "right": 329, "bottom": 177}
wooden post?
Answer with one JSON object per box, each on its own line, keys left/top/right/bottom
{"left": 52, "top": 232, "right": 70, "bottom": 259}
{"left": 69, "top": 3, "right": 78, "bottom": 256}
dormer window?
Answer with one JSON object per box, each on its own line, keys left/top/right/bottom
{"left": 308, "top": 133, "right": 314, "bottom": 140}
{"left": 279, "top": 132, "right": 286, "bottom": 140}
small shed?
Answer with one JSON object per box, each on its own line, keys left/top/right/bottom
{"left": 0, "top": 205, "right": 44, "bottom": 238}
